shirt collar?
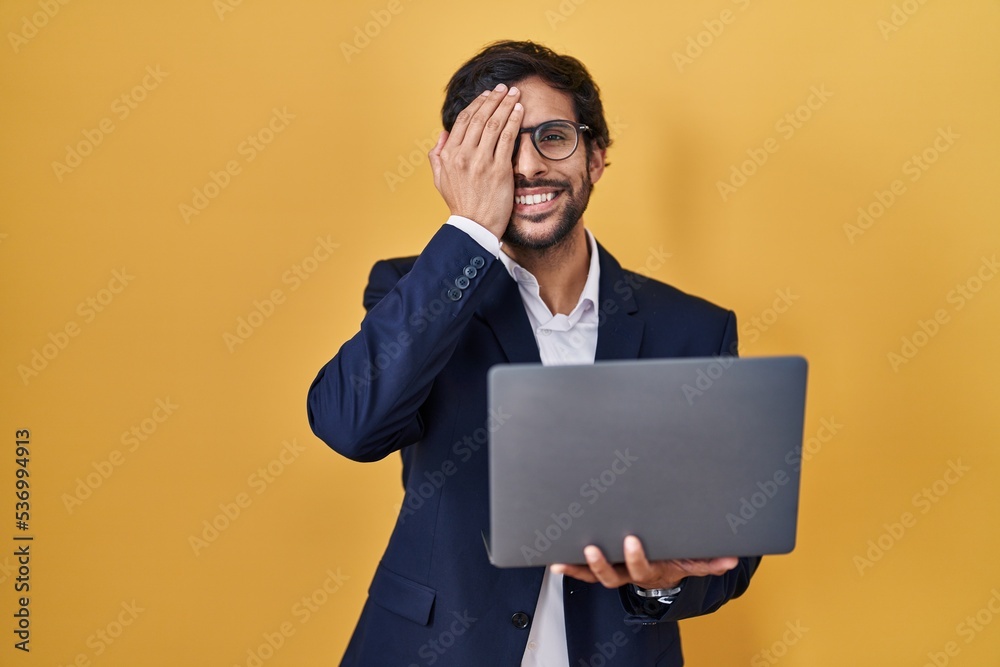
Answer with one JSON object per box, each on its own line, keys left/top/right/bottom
{"left": 498, "top": 229, "right": 601, "bottom": 328}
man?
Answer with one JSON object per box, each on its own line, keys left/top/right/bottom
{"left": 308, "top": 40, "right": 759, "bottom": 666}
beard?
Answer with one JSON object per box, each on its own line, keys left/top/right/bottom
{"left": 502, "top": 169, "right": 593, "bottom": 251}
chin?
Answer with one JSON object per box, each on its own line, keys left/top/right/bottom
{"left": 503, "top": 218, "right": 575, "bottom": 251}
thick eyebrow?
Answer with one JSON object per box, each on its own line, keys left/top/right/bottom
{"left": 519, "top": 119, "right": 577, "bottom": 131}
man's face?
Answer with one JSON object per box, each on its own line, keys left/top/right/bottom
{"left": 503, "top": 75, "right": 606, "bottom": 251}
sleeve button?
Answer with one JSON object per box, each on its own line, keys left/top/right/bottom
{"left": 455, "top": 276, "right": 470, "bottom": 289}
{"left": 447, "top": 288, "right": 462, "bottom": 301}
{"left": 470, "top": 256, "right": 486, "bottom": 269}
{"left": 463, "top": 265, "right": 478, "bottom": 279}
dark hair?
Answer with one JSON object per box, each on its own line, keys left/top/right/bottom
{"left": 441, "top": 40, "right": 612, "bottom": 161}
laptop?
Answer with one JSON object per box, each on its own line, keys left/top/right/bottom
{"left": 487, "top": 355, "right": 808, "bottom": 567}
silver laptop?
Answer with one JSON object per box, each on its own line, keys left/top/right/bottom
{"left": 487, "top": 356, "right": 808, "bottom": 567}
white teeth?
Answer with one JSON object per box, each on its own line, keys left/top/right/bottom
{"left": 515, "top": 192, "right": 557, "bottom": 206}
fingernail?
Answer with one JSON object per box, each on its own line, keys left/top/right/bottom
{"left": 625, "top": 535, "right": 640, "bottom": 551}
{"left": 494, "top": 83, "right": 506, "bottom": 92}
{"left": 480, "top": 90, "right": 491, "bottom": 96}
{"left": 514, "top": 102, "right": 523, "bottom": 111}
{"left": 585, "top": 546, "right": 600, "bottom": 563}
{"left": 507, "top": 86, "right": 518, "bottom": 96}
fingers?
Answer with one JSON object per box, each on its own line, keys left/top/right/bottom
{"left": 479, "top": 86, "right": 521, "bottom": 156}
{"left": 551, "top": 546, "right": 628, "bottom": 587}
{"left": 445, "top": 89, "right": 491, "bottom": 148}
{"left": 456, "top": 84, "right": 511, "bottom": 149}
{"left": 673, "top": 556, "right": 740, "bottom": 579}
{"left": 558, "top": 540, "right": 673, "bottom": 590}
{"left": 428, "top": 130, "right": 447, "bottom": 186}
{"left": 446, "top": 83, "right": 521, "bottom": 155}
{"left": 550, "top": 562, "right": 598, "bottom": 584}
{"left": 557, "top": 543, "right": 742, "bottom": 591}
{"left": 707, "top": 556, "right": 740, "bottom": 574}
{"left": 622, "top": 535, "right": 657, "bottom": 583}
{"left": 496, "top": 101, "right": 524, "bottom": 160}
{"left": 581, "top": 545, "right": 631, "bottom": 588}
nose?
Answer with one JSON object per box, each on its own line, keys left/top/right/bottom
{"left": 513, "top": 131, "right": 547, "bottom": 180}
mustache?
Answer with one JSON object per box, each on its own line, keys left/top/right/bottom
{"left": 514, "top": 177, "right": 572, "bottom": 191}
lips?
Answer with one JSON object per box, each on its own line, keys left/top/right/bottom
{"left": 513, "top": 188, "right": 563, "bottom": 216}
{"left": 515, "top": 191, "right": 558, "bottom": 206}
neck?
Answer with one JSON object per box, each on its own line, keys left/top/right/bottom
{"left": 503, "top": 224, "right": 591, "bottom": 316}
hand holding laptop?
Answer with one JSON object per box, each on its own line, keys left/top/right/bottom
{"left": 551, "top": 535, "right": 738, "bottom": 590}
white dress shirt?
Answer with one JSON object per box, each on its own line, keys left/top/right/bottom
{"left": 447, "top": 215, "right": 601, "bottom": 667}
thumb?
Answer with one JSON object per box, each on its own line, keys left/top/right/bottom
{"left": 428, "top": 130, "right": 448, "bottom": 180}
{"left": 711, "top": 557, "right": 740, "bottom": 572}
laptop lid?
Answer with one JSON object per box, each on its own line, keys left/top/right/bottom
{"left": 487, "top": 355, "right": 808, "bottom": 567}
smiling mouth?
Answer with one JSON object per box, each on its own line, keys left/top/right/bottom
{"left": 514, "top": 191, "right": 559, "bottom": 206}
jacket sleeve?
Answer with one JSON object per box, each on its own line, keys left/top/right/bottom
{"left": 306, "top": 225, "right": 503, "bottom": 462}
{"left": 619, "top": 309, "right": 763, "bottom": 623}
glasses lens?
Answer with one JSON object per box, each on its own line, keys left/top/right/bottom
{"left": 533, "top": 121, "right": 578, "bottom": 160}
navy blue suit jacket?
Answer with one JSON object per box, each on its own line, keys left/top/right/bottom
{"left": 308, "top": 225, "right": 759, "bottom": 666}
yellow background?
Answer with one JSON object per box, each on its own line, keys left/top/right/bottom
{"left": 2, "top": 0, "right": 998, "bottom": 664}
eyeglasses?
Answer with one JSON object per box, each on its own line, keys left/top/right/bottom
{"left": 512, "top": 120, "right": 590, "bottom": 161}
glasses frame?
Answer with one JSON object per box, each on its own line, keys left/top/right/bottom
{"left": 512, "top": 120, "right": 591, "bottom": 161}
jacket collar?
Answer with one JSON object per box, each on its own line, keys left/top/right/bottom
{"left": 594, "top": 240, "right": 644, "bottom": 361}
{"left": 475, "top": 239, "right": 644, "bottom": 364}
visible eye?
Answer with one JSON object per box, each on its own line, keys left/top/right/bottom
{"left": 539, "top": 132, "right": 569, "bottom": 143}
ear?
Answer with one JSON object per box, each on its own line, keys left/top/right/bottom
{"left": 588, "top": 144, "right": 606, "bottom": 185}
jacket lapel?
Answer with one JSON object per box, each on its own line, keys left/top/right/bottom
{"left": 475, "top": 269, "right": 542, "bottom": 364}
{"left": 594, "top": 242, "right": 645, "bottom": 361}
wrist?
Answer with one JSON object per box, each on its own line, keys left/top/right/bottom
{"left": 633, "top": 579, "right": 684, "bottom": 601}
